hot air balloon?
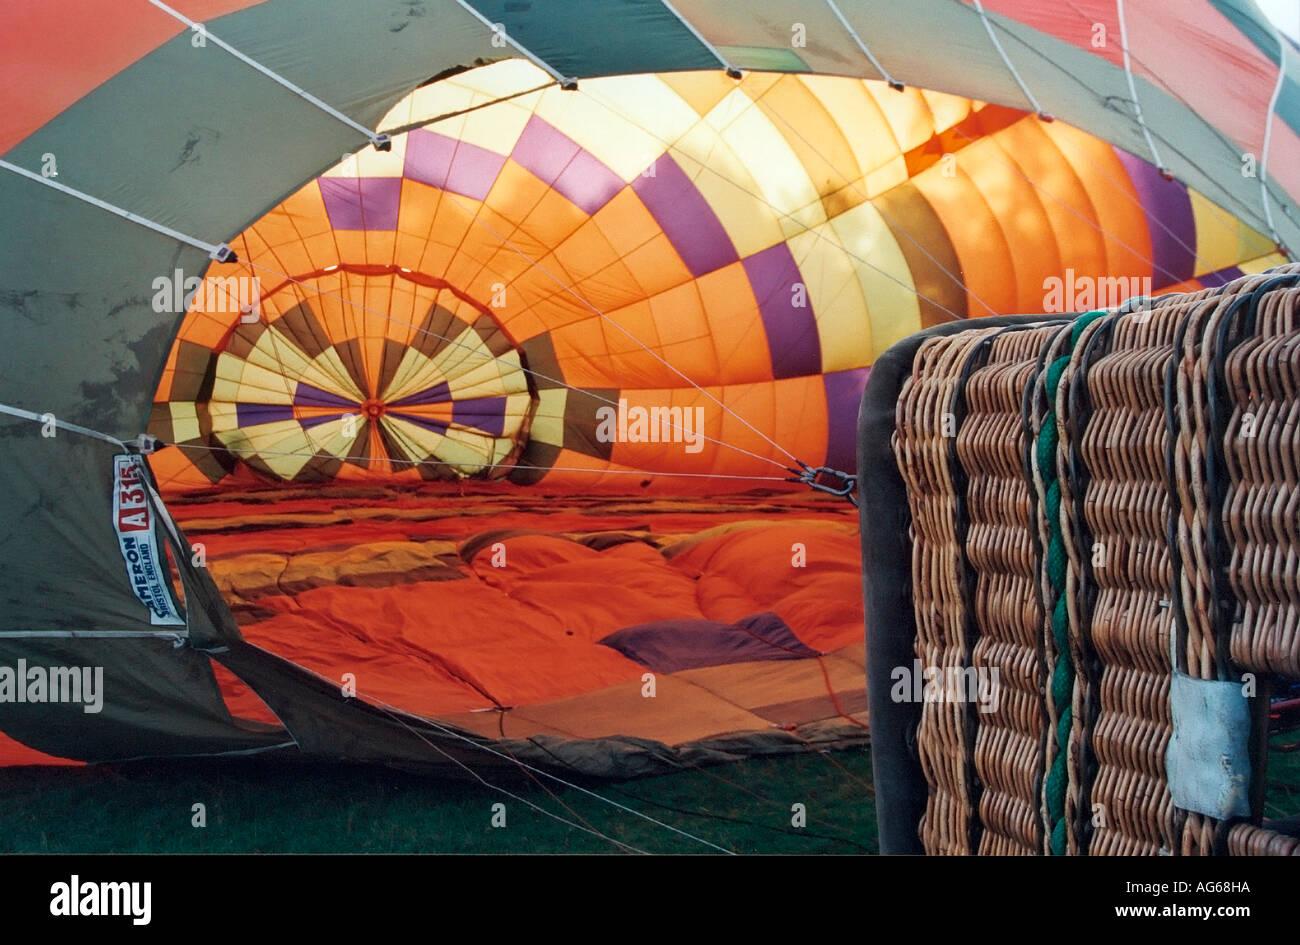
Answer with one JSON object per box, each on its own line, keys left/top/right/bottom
{"left": 0, "top": 1, "right": 1295, "bottom": 791}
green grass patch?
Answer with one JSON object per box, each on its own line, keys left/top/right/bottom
{"left": 0, "top": 748, "right": 877, "bottom": 854}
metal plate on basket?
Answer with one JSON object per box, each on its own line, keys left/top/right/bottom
{"left": 1166, "top": 672, "right": 1252, "bottom": 820}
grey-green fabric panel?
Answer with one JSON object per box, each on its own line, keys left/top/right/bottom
{"left": 984, "top": 12, "right": 1299, "bottom": 252}
{"left": 0, "top": 431, "right": 167, "bottom": 632}
{"left": 670, "top": 0, "right": 1298, "bottom": 249}
{"left": 0, "top": 0, "right": 505, "bottom": 636}
{"left": 466, "top": 0, "right": 720, "bottom": 76}
{"left": 0, "top": 637, "right": 287, "bottom": 762}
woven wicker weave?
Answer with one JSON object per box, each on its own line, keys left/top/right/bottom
{"left": 891, "top": 264, "right": 1300, "bottom": 855}
{"left": 895, "top": 328, "right": 1002, "bottom": 854}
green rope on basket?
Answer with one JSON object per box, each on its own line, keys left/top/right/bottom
{"left": 1040, "top": 308, "right": 1105, "bottom": 855}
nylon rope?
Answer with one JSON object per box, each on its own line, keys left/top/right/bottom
{"left": 236, "top": 259, "right": 796, "bottom": 474}
{"left": 658, "top": 0, "right": 741, "bottom": 76}
{"left": 823, "top": 0, "right": 902, "bottom": 89}
{"left": 521, "top": 734, "right": 876, "bottom": 852}
{"left": 1112, "top": 0, "right": 1163, "bottom": 173}
{"left": 0, "top": 402, "right": 128, "bottom": 449}
{"left": 0, "top": 159, "right": 230, "bottom": 260}
{"left": 1035, "top": 0, "right": 1286, "bottom": 257}
{"left": 450, "top": 0, "right": 576, "bottom": 88}
{"left": 172, "top": 440, "right": 788, "bottom": 483}
{"left": 1259, "top": 22, "right": 1288, "bottom": 245}
{"left": 145, "top": 0, "right": 389, "bottom": 150}
{"left": 1038, "top": 308, "right": 1105, "bottom": 855}
{"left": 369, "top": 701, "right": 648, "bottom": 854}
{"left": 971, "top": 0, "right": 1049, "bottom": 117}
{"left": 360, "top": 693, "right": 734, "bottom": 854}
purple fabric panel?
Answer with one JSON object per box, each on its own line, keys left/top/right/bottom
{"left": 293, "top": 383, "right": 357, "bottom": 409}
{"left": 404, "top": 129, "right": 505, "bottom": 202}
{"left": 599, "top": 611, "right": 818, "bottom": 673}
{"left": 319, "top": 177, "right": 401, "bottom": 231}
{"left": 404, "top": 130, "right": 455, "bottom": 190}
{"left": 823, "top": 367, "right": 870, "bottom": 473}
{"left": 299, "top": 412, "right": 348, "bottom": 430}
{"left": 741, "top": 242, "right": 821, "bottom": 379}
{"left": 452, "top": 396, "right": 507, "bottom": 436}
{"left": 235, "top": 403, "right": 294, "bottom": 427}
{"left": 1198, "top": 265, "right": 1245, "bottom": 288}
{"left": 631, "top": 153, "right": 738, "bottom": 277}
{"left": 388, "top": 381, "right": 451, "bottom": 408}
{"left": 1115, "top": 148, "right": 1196, "bottom": 286}
{"left": 511, "top": 116, "right": 578, "bottom": 185}
{"left": 389, "top": 413, "right": 450, "bottom": 436}
{"left": 553, "top": 147, "right": 625, "bottom": 215}
{"left": 511, "top": 116, "right": 625, "bottom": 214}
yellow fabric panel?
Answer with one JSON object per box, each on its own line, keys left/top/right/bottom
{"left": 656, "top": 70, "right": 742, "bottom": 120}
{"left": 534, "top": 76, "right": 670, "bottom": 180}
{"left": 528, "top": 388, "right": 568, "bottom": 448}
{"left": 783, "top": 224, "right": 872, "bottom": 373}
{"left": 919, "top": 88, "right": 977, "bottom": 135}
{"left": 708, "top": 85, "right": 826, "bottom": 240}
{"left": 166, "top": 402, "right": 202, "bottom": 444}
{"left": 1189, "top": 189, "right": 1274, "bottom": 275}
{"left": 670, "top": 123, "right": 787, "bottom": 259}
{"left": 827, "top": 200, "right": 921, "bottom": 356}
{"left": 866, "top": 84, "right": 940, "bottom": 154}
{"left": 321, "top": 133, "right": 408, "bottom": 179}
{"left": 580, "top": 73, "right": 715, "bottom": 171}
{"left": 756, "top": 76, "right": 864, "bottom": 221}
{"left": 1237, "top": 251, "right": 1290, "bottom": 274}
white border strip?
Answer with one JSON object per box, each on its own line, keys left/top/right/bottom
{"left": 452, "top": 0, "right": 578, "bottom": 88}
{"left": 146, "top": 0, "right": 387, "bottom": 147}
{"left": 1259, "top": 23, "right": 1287, "bottom": 244}
{"left": 972, "top": 0, "right": 1046, "bottom": 116}
{"left": 0, "top": 160, "right": 229, "bottom": 259}
{"left": 824, "top": 0, "right": 901, "bottom": 88}
{"left": 1115, "top": 0, "right": 1166, "bottom": 172}
{"left": 659, "top": 0, "right": 742, "bottom": 76}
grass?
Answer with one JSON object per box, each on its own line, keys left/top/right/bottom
{"left": 3, "top": 738, "right": 1296, "bottom": 855}
{"left": 0, "top": 748, "right": 878, "bottom": 855}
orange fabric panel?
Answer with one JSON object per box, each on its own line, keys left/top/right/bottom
{"left": 148, "top": 445, "right": 213, "bottom": 491}
{"left": 696, "top": 261, "right": 773, "bottom": 384}
{"left": 1043, "top": 120, "right": 1154, "bottom": 277}
{"left": 668, "top": 522, "right": 863, "bottom": 651}
{"left": 912, "top": 153, "right": 1022, "bottom": 316}
{"left": 209, "top": 659, "right": 281, "bottom": 726}
{"left": 182, "top": 487, "right": 864, "bottom": 727}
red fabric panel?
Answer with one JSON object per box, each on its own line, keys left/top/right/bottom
{"left": 976, "top": 0, "right": 1124, "bottom": 67}
{"left": 0, "top": 0, "right": 265, "bottom": 154}
{"left": 0, "top": 731, "right": 82, "bottom": 767}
